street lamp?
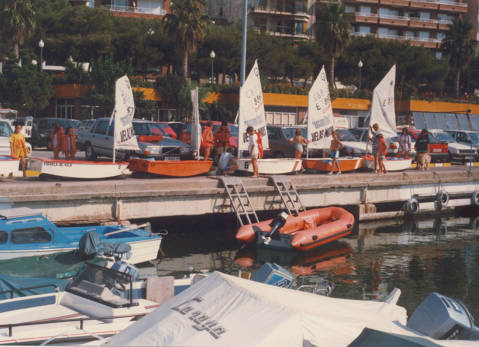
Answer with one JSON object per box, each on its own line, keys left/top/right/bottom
{"left": 358, "top": 59, "right": 363, "bottom": 91}
{"left": 210, "top": 50, "right": 216, "bottom": 84}
{"left": 38, "top": 39, "right": 44, "bottom": 71}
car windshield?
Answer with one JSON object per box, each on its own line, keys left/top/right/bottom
{"left": 469, "top": 133, "right": 479, "bottom": 142}
{"left": 0, "top": 121, "right": 12, "bottom": 137}
{"left": 337, "top": 129, "right": 358, "bottom": 141}
{"left": 433, "top": 132, "right": 455, "bottom": 143}
{"left": 283, "top": 127, "right": 306, "bottom": 138}
{"left": 133, "top": 122, "right": 166, "bottom": 136}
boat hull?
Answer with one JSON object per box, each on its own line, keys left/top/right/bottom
{"left": 29, "top": 157, "right": 130, "bottom": 179}
{"left": 237, "top": 158, "right": 302, "bottom": 175}
{"left": 236, "top": 207, "right": 355, "bottom": 251}
{"left": 303, "top": 157, "right": 362, "bottom": 172}
{"left": 129, "top": 159, "right": 213, "bottom": 177}
{"left": 362, "top": 156, "right": 412, "bottom": 171}
{"left": 0, "top": 156, "right": 20, "bottom": 177}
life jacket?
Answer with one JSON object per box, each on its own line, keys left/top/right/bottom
{"left": 201, "top": 126, "right": 214, "bottom": 147}
{"left": 215, "top": 126, "right": 230, "bottom": 147}
{"left": 62, "top": 133, "right": 77, "bottom": 154}
{"left": 255, "top": 130, "right": 264, "bottom": 159}
{"left": 50, "top": 128, "right": 63, "bottom": 150}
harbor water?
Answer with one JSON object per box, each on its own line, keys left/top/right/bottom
{"left": 147, "top": 214, "right": 479, "bottom": 318}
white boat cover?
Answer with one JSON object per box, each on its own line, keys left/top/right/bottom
{"left": 107, "top": 271, "right": 419, "bottom": 346}
{"left": 369, "top": 65, "right": 397, "bottom": 139}
{"left": 190, "top": 87, "right": 202, "bottom": 158}
{"left": 238, "top": 60, "right": 269, "bottom": 155}
{"left": 307, "top": 66, "right": 334, "bottom": 150}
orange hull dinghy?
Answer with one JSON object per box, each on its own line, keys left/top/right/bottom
{"left": 302, "top": 157, "right": 362, "bottom": 173}
{"left": 236, "top": 207, "right": 354, "bottom": 252}
{"left": 129, "top": 159, "right": 213, "bottom": 177}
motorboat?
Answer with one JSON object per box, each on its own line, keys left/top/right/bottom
{"left": 236, "top": 208, "right": 355, "bottom": 252}
{"left": 0, "top": 208, "right": 162, "bottom": 264}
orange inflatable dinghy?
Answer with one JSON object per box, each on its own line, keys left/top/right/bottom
{"left": 236, "top": 207, "right": 354, "bottom": 252}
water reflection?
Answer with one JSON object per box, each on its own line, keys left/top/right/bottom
{"left": 152, "top": 215, "right": 479, "bottom": 317}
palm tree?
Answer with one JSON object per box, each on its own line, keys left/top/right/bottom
{"left": 164, "top": 0, "right": 208, "bottom": 79}
{"left": 1, "top": 0, "right": 35, "bottom": 59}
{"left": 441, "top": 17, "right": 477, "bottom": 97}
{"left": 315, "top": 2, "right": 351, "bottom": 87}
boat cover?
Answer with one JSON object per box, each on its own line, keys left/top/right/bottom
{"left": 0, "top": 274, "right": 68, "bottom": 300}
{"left": 107, "top": 272, "right": 475, "bottom": 346}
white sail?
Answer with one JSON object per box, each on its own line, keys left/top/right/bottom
{"left": 238, "top": 60, "right": 269, "bottom": 156}
{"left": 190, "top": 87, "right": 202, "bottom": 159}
{"left": 111, "top": 75, "right": 139, "bottom": 158}
{"left": 369, "top": 65, "right": 397, "bottom": 139}
{"left": 307, "top": 66, "right": 334, "bottom": 149}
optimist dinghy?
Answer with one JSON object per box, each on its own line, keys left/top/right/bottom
{"left": 0, "top": 156, "right": 21, "bottom": 177}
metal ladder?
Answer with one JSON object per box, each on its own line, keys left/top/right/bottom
{"left": 270, "top": 176, "right": 305, "bottom": 215}
{"left": 220, "top": 177, "right": 259, "bottom": 226}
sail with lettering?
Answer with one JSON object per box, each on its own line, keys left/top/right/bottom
{"left": 238, "top": 60, "right": 269, "bottom": 156}
{"left": 190, "top": 87, "right": 202, "bottom": 159}
{"left": 111, "top": 75, "right": 139, "bottom": 160}
{"left": 369, "top": 65, "right": 397, "bottom": 139}
{"left": 307, "top": 66, "right": 334, "bottom": 149}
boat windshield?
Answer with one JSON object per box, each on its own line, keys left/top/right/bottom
{"left": 66, "top": 263, "right": 136, "bottom": 308}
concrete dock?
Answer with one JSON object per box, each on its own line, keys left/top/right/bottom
{"left": 1, "top": 167, "right": 479, "bottom": 224}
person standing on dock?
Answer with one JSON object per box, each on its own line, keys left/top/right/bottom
{"left": 201, "top": 121, "right": 214, "bottom": 161}
{"left": 214, "top": 120, "right": 230, "bottom": 156}
{"left": 398, "top": 127, "right": 412, "bottom": 158}
{"left": 369, "top": 123, "right": 381, "bottom": 173}
{"left": 329, "top": 130, "right": 344, "bottom": 176}
{"left": 415, "top": 129, "right": 430, "bottom": 171}
{"left": 9, "top": 121, "right": 29, "bottom": 177}
{"left": 50, "top": 123, "right": 63, "bottom": 160}
{"left": 377, "top": 133, "right": 388, "bottom": 174}
{"left": 289, "top": 128, "right": 309, "bottom": 173}
{"left": 247, "top": 126, "right": 259, "bottom": 178}
{"left": 62, "top": 127, "right": 77, "bottom": 160}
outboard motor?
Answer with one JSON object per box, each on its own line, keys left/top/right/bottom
{"left": 407, "top": 292, "right": 479, "bottom": 340}
{"left": 111, "top": 261, "right": 140, "bottom": 282}
{"left": 251, "top": 262, "right": 293, "bottom": 288}
{"left": 262, "top": 211, "right": 288, "bottom": 245}
{"left": 78, "top": 232, "right": 102, "bottom": 260}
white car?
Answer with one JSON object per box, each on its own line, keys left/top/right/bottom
{"left": 447, "top": 130, "right": 479, "bottom": 150}
{"left": 336, "top": 128, "right": 368, "bottom": 156}
{"left": 0, "top": 120, "right": 32, "bottom": 155}
{"left": 428, "top": 129, "right": 478, "bottom": 163}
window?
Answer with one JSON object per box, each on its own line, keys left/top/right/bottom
{"left": 404, "top": 31, "right": 415, "bottom": 39}
{"left": 435, "top": 51, "right": 443, "bottom": 59}
{"left": 418, "top": 31, "right": 429, "bottom": 40}
{"left": 359, "top": 6, "right": 371, "bottom": 15}
{"left": 424, "top": 112, "right": 436, "bottom": 129}
{"left": 470, "top": 115, "right": 479, "bottom": 131}
{"left": 0, "top": 231, "right": 7, "bottom": 244}
{"left": 94, "top": 120, "right": 109, "bottom": 135}
{"left": 446, "top": 113, "right": 458, "bottom": 130}
{"left": 359, "top": 26, "right": 371, "bottom": 34}
{"left": 0, "top": 122, "right": 12, "bottom": 137}
{"left": 435, "top": 113, "right": 447, "bottom": 129}
{"left": 11, "top": 227, "right": 51, "bottom": 244}
{"left": 437, "top": 32, "right": 445, "bottom": 41}
{"left": 55, "top": 99, "right": 74, "bottom": 119}
{"left": 345, "top": 5, "right": 355, "bottom": 13}
{"left": 419, "top": 11, "right": 430, "bottom": 20}
{"left": 267, "top": 126, "right": 281, "bottom": 140}
{"left": 413, "top": 112, "right": 425, "bottom": 129}
{"left": 457, "top": 114, "right": 469, "bottom": 130}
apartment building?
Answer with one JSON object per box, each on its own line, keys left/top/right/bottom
{"left": 466, "top": 0, "right": 479, "bottom": 40}
{"left": 341, "top": 0, "right": 467, "bottom": 53}
{"left": 208, "top": 0, "right": 317, "bottom": 40}
{"left": 90, "top": 0, "right": 170, "bottom": 18}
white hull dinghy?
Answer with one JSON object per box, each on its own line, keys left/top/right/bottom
{"left": 237, "top": 158, "right": 302, "bottom": 175}
{"left": 0, "top": 156, "right": 21, "bottom": 177}
{"left": 362, "top": 156, "right": 412, "bottom": 172}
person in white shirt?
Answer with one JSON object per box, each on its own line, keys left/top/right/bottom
{"left": 247, "top": 126, "right": 259, "bottom": 177}
{"left": 218, "top": 147, "right": 238, "bottom": 175}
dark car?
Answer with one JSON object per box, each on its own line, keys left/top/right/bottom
{"left": 31, "top": 118, "right": 79, "bottom": 149}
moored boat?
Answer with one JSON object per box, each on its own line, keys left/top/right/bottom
{"left": 236, "top": 207, "right": 355, "bottom": 252}
{"left": 361, "top": 155, "right": 412, "bottom": 171}
{"left": 0, "top": 208, "right": 162, "bottom": 264}
{"left": 0, "top": 155, "right": 20, "bottom": 177}
{"left": 303, "top": 157, "right": 362, "bottom": 173}
{"left": 29, "top": 157, "right": 130, "bottom": 179}
{"left": 237, "top": 158, "right": 302, "bottom": 175}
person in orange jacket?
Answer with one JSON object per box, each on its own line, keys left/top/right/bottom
{"left": 62, "top": 127, "right": 77, "bottom": 160}
{"left": 214, "top": 120, "right": 230, "bottom": 155}
{"left": 201, "top": 121, "right": 214, "bottom": 161}
{"left": 50, "top": 123, "right": 63, "bottom": 160}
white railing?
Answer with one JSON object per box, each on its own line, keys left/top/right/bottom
{"left": 101, "top": 5, "right": 166, "bottom": 15}
{"left": 355, "top": 11, "right": 378, "bottom": 17}
{"left": 409, "top": 16, "right": 439, "bottom": 24}
{"left": 378, "top": 13, "right": 409, "bottom": 20}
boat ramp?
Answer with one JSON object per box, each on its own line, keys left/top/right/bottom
{"left": 0, "top": 167, "right": 478, "bottom": 224}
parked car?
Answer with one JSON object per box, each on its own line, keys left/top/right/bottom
{"left": 168, "top": 122, "right": 184, "bottom": 139}
{"left": 76, "top": 119, "right": 95, "bottom": 150}
{"left": 266, "top": 125, "right": 298, "bottom": 158}
{"left": 31, "top": 118, "right": 79, "bottom": 149}
{"left": 156, "top": 122, "right": 178, "bottom": 139}
{"left": 401, "top": 128, "right": 448, "bottom": 163}
{"left": 428, "top": 129, "right": 478, "bottom": 163}
{"left": 447, "top": 130, "right": 479, "bottom": 152}
{"left": 0, "top": 120, "right": 32, "bottom": 155}
{"left": 338, "top": 128, "right": 368, "bottom": 157}
{"left": 83, "top": 118, "right": 192, "bottom": 161}
{"left": 348, "top": 127, "right": 398, "bottom": 156}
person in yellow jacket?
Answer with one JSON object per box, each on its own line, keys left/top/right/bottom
{"left": 10, "top": 121, "right": 29, "bottom": 177}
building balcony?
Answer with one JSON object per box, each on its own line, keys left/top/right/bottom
{"left": 352, "top": 31, "right": 440, "bottom": 48}
{"left": 378, "top": 13, "right": 409, "bottom": 27}
{"left": 100, "top": 4, "right": 166, "bottom": 16}
{"left": 409, "top": 17, "right": 438, "bottom": 29}
{"left": 438, "top": 19, "right": 452, "bottom": 30}
{"left": 345, "top": 0, "right": 379, "bottom": 4}
{"left": 409, "top": 0, "right": 439, "bottom": 10}
{"left": 438, "top": 0, "right": 467, "bottom": 12}
{"left": 354, "top": 12, "right": 378, "bottom": 24}
{"left": 379, "top": 0, "right": 409, "bottom": 7}
{"left": 255, "top": 25, "right": 311, "bottom": 40}
{"left": 250, "top": 5, "right": 310, "bottom": 21}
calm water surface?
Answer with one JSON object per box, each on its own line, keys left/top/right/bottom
{"left": 148, "top": 215, "right": 479, "bottom": 318}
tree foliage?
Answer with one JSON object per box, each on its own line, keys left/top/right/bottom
{"left": 1, "top": 0, "right": 36, "bottom": 58}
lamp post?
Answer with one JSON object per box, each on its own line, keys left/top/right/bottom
{"left": 38, "top": 39, "right": 44, "bottom": 71}
{"left": 210, "top": 50, "right": 216, "bottom": 84}
{"left": 358, "top": 59, "right": 363, "bottom": 91}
